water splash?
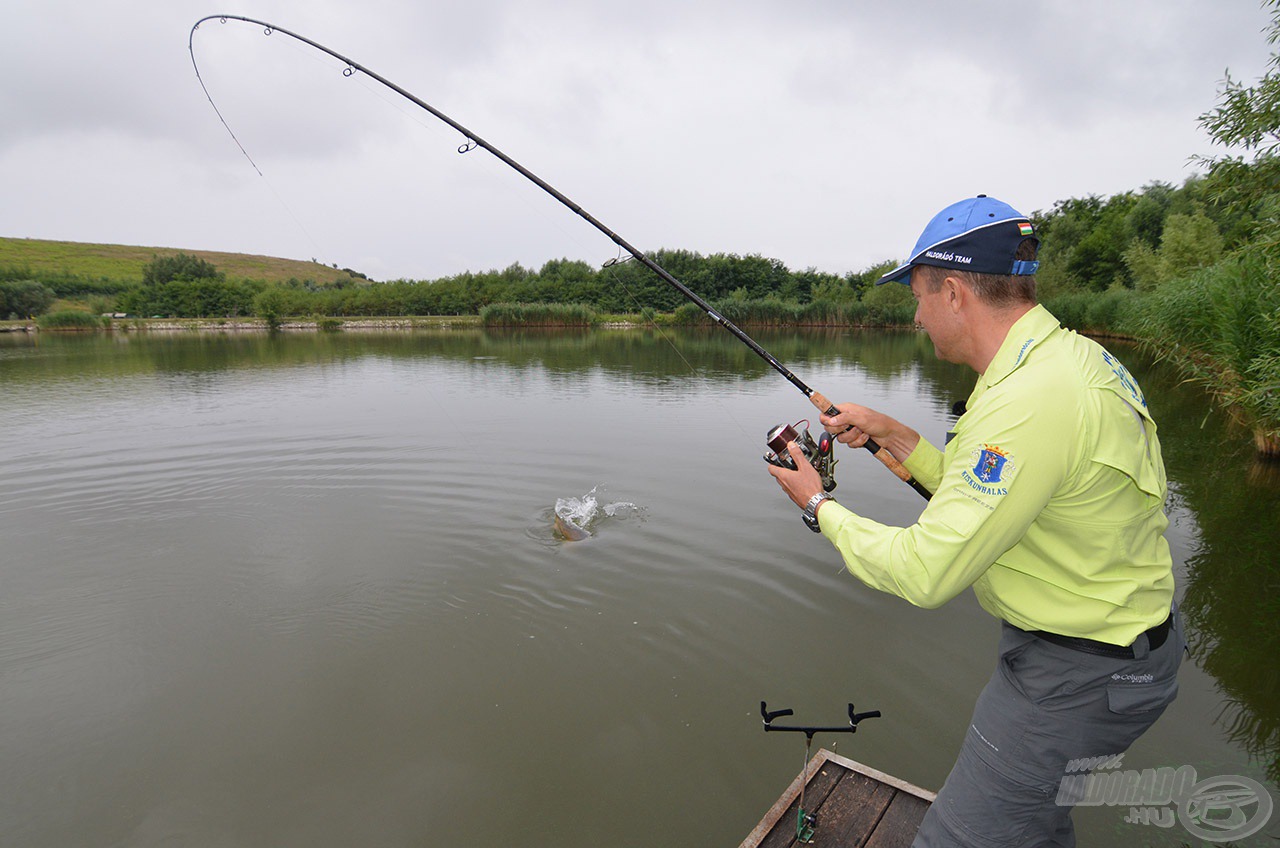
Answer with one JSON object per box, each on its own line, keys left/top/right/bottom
{"left": 552, "top": 485, "right": 642, "bottom": 541}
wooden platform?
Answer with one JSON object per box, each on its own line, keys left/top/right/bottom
{"left": 740, "top": 749, "right": 936, "bottom": 848}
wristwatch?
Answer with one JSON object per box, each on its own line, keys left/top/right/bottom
{"left": 801, "top": 492, "right": 835, "bottom": 533}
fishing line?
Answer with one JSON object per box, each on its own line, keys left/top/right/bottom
{"left": 254, "top": 175, "right": 333, "bottom": 272}
{"left": 211, "top": 22, "right": 755, "bottom": 444}
{"left": 600, "top": 257, "right": 759, "bottom": 445}
{"left": 188, "top": 14, "right": 932, "bottom": 499}
{"left": 188, "top": 20, "right": 339, "bottom": 270}
{"left": 226, "top": 24, "right": 729, "bottom": 439}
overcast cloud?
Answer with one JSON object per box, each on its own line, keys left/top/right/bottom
{"left": 0, "top": 0, "right": 1272, "bottom": 281}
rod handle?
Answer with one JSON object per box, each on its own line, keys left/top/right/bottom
{"left": 809, "top": 391, "right": 914, "bottom": 484}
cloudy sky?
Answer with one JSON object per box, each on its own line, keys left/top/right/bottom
{"left": 1, "top": 1, "right": 1273, "bottom": 282}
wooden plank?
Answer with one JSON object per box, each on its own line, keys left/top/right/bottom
{"left": 863, "top": 792, "right": 933, "bottom": 848}
{"left": 804, "top": 770, "right": 896, "bottom": 846}
{"left": 753, "top": 759, "right": 847, "bottom": 848}
{"left": 739, "top": 753, "right": 826, "bottom": 848}
{"left": 741, "top": 749, "right": 936, "bottom": 848}
{"left": 815, "top": 749, "right": 936, "bottom": 802}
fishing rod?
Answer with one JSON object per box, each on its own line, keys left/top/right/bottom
{"left": 188, "top": 15, "right": 932, "bottom": 501}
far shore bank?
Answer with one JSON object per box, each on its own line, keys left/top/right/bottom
{"left": 1, "top": 316, "right": 487, "bottom": 333}
{"left": 0, "top": 315, "right": 1141, "bottom": 341}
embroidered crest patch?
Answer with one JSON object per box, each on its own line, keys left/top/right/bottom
{"left": 963, "top": 444, "right": 1017, "bottom": 496}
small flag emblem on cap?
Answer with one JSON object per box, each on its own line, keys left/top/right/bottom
{"left": 1018, "top": 222, "right": 1034, "bottom": 236}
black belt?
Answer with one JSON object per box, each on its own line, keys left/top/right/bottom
{"left": 1028, "top": 613, "right": 1172, "bottom": 659}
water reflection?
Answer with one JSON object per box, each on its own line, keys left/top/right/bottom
{"left": 1130, "top": 348, "right": 1280, "bottom": 786}
{"left": 1, "top": 328, "right": 1276, "bottom": 845}
{"left": 0, "top": 327, "right": 948, "bottom": 385}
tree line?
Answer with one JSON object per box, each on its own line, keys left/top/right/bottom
{"left": 5, "top": 1, "right": 1276, "bottom": 454}
{"left": 3, "top": 168, "right": 1255, "bottom": 323}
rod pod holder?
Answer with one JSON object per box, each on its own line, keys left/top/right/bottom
{"left": 760, "top": 701, "right": 882, "bottom": 739}
{"left": 759, "top": 701, "right": 883, "bottom": 843}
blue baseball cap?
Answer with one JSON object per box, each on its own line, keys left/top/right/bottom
{"left": 878, "top": 195, "right": 1039, "bottom": 285}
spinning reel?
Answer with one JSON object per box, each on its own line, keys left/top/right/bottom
{"left": 764, "top": 420, "right": 838, "bottom": 492}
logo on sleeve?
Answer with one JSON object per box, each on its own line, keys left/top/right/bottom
{"left": 1101, "top": 350, "right": 1148, "bottom": 409}
{"left": 963, "top": 444, "right": 1017, "bottom": 496}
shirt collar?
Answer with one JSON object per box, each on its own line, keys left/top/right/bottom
{"left": 972, "top": 304, "right": 1060, "bottom": 395}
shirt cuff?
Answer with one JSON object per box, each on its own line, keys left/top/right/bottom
{"left": 816, "top": 498, "right": 854, "bottom": 538}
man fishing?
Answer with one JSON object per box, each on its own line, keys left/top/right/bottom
{"left": 768, "top": 195, "right": 1182, "bottom": 847}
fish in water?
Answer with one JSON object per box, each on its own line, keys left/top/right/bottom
{"left": 551, "top": 485, "right": 641, "bottom": 542}
{"left": 553, "top": 513, "right": 590, "bottom": 542}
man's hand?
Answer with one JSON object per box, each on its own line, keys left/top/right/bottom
{"left": 767, "top": 441, "right": 825, "bottom": 510}
{"left": 820, "top": 403, "right": 920, "bottom": 463}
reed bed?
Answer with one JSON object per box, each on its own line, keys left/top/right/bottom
{"left": 479, "top": 302, "right": 600, "bottom": 327}
{"left": 1134, "top": 247, "right": 1280, "bottom": 456}
{"left": 35, "top": 310, "right": 107, "bottom": 330}
{"left": 671, "top": 298, "right": 915, "bottom": 327}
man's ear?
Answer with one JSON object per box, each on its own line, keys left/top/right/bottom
{"left": 942, "top": 274, "right": 965, "bottom": 312}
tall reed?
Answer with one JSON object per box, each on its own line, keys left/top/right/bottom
{"left": 1135, "top": 246, "right": 1280, "bottom": 456}
{"left": 36, "top": 310, "right": 106, "bottom": 330}
{"left": 479, "top": 302, "right": 599, "bottom": 327}
{"left": 671, "top": 298, "right": 912, "bottom": 327}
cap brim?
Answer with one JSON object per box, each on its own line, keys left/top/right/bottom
{"left": 877, "top": 261, "right": 913, "bottom": 286}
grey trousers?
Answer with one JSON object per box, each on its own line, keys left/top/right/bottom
{"left": 913, "top": 608, "right": 1184, "bottom": 847}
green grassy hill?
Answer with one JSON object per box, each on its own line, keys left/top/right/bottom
{"left": 0, "top": 236, "right": 362, "bottom": 285}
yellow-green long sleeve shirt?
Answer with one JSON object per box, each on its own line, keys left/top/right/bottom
{"left": 816, "top": 305, "right": 1174, "bottom": 646}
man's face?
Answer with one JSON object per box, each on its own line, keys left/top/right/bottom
{"left": 910, "top": 271, "right": 958, "bottom": 363}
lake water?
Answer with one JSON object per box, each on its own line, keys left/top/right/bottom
{"left": 0, "top": 327, "right": 1276, "bottom": 846}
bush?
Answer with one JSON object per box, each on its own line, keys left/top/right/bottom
{"left": 1043, "top": 287, "right": 1142, "bottom": 336}
{"left": 1042, "top": 291, "right": 1092, "bottom": 333}
{"left": 118, "top": 279, "right": 259, "bottom": 318}
{"left": 254, "top": 288, "right": 289, "bottom": 331}
{"left": 142, "top": 252, "right": 222, "bottom": 285}
{"left": 0, "top": 279, "right": 56, "bottom": 319}
{"left": 1088, "top": 287, "right": 1143, "bottom": 335}
{"left": 672, "top": 302, "right": 709, "bottom": 325}
{"left": 36, "top": 310, "right": 105, "bottom": 330}
{"left": 860, "top": 278, "right": 916, "bottom": 325}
